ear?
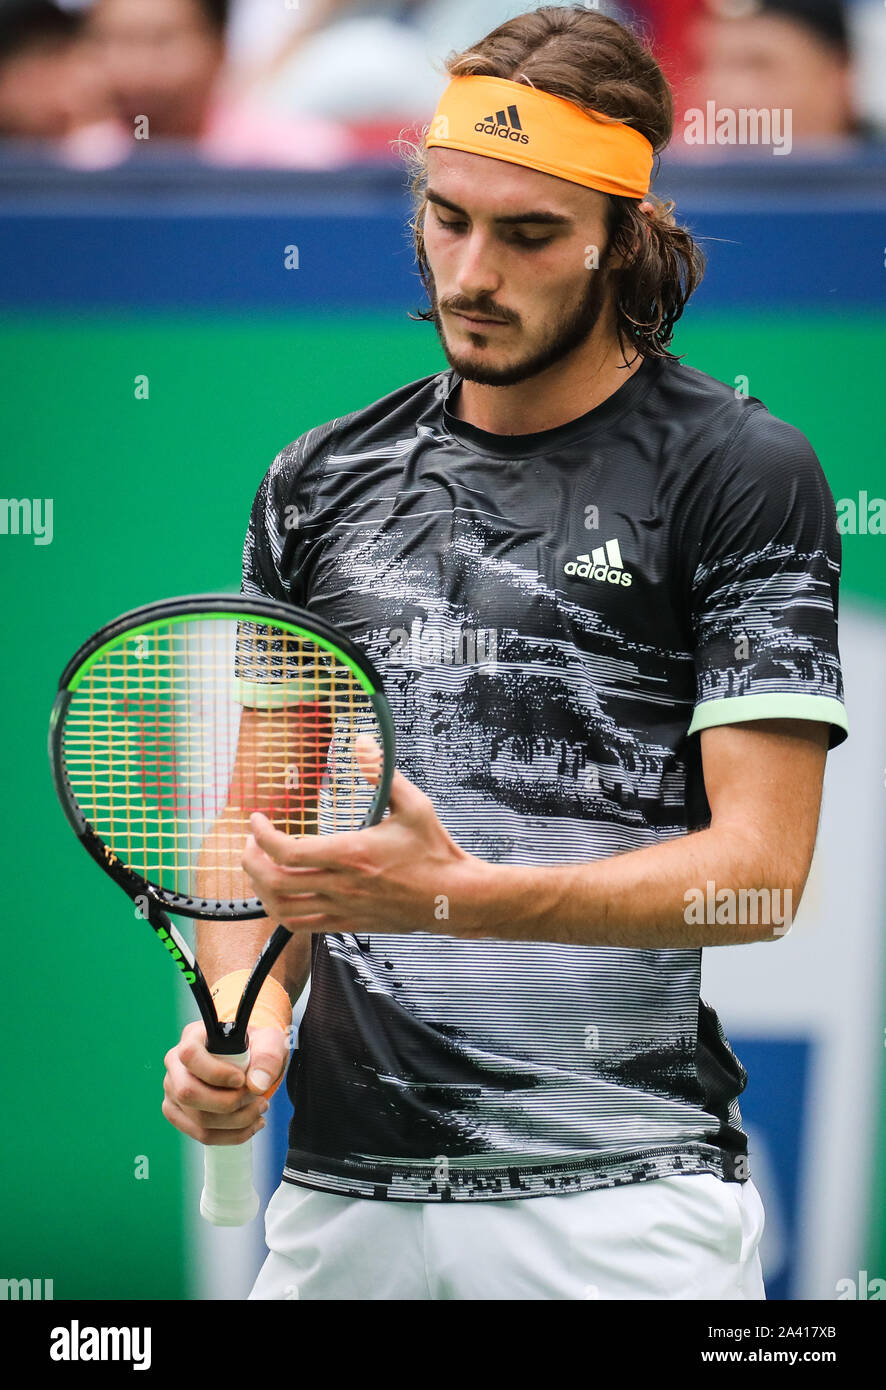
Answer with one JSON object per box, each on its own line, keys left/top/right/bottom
{"left": 608, "top": 201, "right": 655, "bottom": 270}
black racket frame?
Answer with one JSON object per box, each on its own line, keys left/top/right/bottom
{"left": 48, "top": 593, "right": 395, "bottom": 1051}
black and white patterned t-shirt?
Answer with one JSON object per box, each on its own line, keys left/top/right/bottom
{"left": 241, "top": 353, "right": 847, "bottom": 1201}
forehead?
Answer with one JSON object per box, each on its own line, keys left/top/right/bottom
{"left": 425, "top": 146, "right": 608, "bottom": 220}
{"left": 701, "top": 13, "right": 836, "bottom": 61}
{"left": 92, "top": 0, "right": 208, "bottom": 29}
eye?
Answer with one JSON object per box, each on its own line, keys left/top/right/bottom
{"left": 433, "top": 210, "right": 467, "bottom": 233}
{"left": 511, "top": 231, "right": 554, "bottom": 249}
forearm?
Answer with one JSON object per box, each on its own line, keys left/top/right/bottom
{"left": 462, "top": 821, "right": 806, "bottom": 948}
{"left": 195, "top": 917, "right": 311, "bottom": 1000}
{"left": 195, "top": 809, "right": 310, "bottom": 999}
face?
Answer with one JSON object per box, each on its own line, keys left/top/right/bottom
{"left": 423, "top": 147, "right": 620, "bottom": 387}
{"left": 0, "top": 39, "right": 102, "bottom": 138}
{"left": 691, "top": 15, "right": 852, "bottom": 141}
{"left": 86, "top": 0, "right": 223, "bottom": 137}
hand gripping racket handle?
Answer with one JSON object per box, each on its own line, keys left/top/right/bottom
{"left": 200, "top": 1050, "right": 261, "bottom": 1227}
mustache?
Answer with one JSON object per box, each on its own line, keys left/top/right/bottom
{"left": 440, "top": 298, "right": 515, "bottom": 324}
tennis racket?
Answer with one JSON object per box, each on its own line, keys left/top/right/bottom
{"left": 49, "top": 593, "right": 395, "bottom": 1226}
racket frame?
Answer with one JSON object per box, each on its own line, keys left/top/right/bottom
{"left": 48, "top": 592, "right": 396, "bottom": 1055}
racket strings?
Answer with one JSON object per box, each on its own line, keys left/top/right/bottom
{"left": 61, "top": 618, "right": 380, "bottom": 900}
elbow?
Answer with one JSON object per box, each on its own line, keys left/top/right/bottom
{"left": 755, "top": 836, "right": 815, "bottom": 942}
{"left": 764, "top": 860, "right": 814, "bottom": 942}
{"left": 702, "top": 826, "right": 812, "bottom": 942}
{"left": 736, "top": 854, "right": 811, "bottom": 944}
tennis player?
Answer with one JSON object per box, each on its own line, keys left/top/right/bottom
{"left": 162, "top": 5, "right": 847, "bottom": 1300}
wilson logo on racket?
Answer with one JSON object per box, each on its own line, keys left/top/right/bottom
{"left": 156, "top": 926, "right": 197, "bottom": 984}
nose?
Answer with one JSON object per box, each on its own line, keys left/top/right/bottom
{"left": 454, "top": 228, "right": 502, "bottom": 304}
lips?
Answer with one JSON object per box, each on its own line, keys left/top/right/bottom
{"left": 452, "top": 311, "right": 508, "bottom": 326}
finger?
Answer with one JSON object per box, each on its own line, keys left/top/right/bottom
{"left": 271, "top": 887, "right": 330, "bottom": 902}
{"left": 354, "top": 733, "right": 382, "bottom": 785}
{"left": 249, "top": 899, "right": 330, "bottom": 931}
{"left": 244, "top": 1025, "right": 289, "bottom": 1095}
{"left": 162, "top": 1095, "right": 267, "bottom": 1147}
{"left": 242, "top": 830, "right": 328, "bottom": 876}
{"left": 197, "top": 1097, "right": 269, "bottom": 1131}
{"left": 247, "top": 814, "right": 364, "bottom": 869}
{"left": 240, "top": 855, "right": 339, "bottom": 901}
{"left": 176, "top": 1024, "right": 256, "bottom": 1090}
{"left": 164, "top": 1051, "right": 254, "bottom": 1115}
{"left": 385, "top": 766, "right": 431, "bottom": 817}
{"left": 276, "top": 910, "right": 330, "bottom": 930}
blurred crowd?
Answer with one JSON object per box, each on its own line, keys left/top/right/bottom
{"left": 0, "top": 0, "right": 883, "bottom": 167}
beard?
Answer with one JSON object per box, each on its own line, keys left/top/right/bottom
{"left": 429, "top": 266, "right": 614, "bottom": 387}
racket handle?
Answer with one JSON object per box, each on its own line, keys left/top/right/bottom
{"left": 200, "top": 1050, "right": 260, "bottom": 1227}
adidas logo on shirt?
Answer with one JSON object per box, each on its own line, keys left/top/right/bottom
{"left": 564, "top": 539, "right": 633, "bottom": 587}
{"left": 475, "top": 104, "right": 530, "bottom": 146}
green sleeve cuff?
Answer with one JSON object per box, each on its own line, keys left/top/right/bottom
{"left": 232, "top": 675, "right": 332, "bottom": 708}
{"left": 688, "top": 693, "right": 848, "bottom": 748}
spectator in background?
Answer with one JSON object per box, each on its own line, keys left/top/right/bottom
{"left": 625, "top": 0, "right": 703, "bottom": 118}
{"left": 70, "top": 0, "right": 357, "bottom": 165}
{"left": 684, "top": 0, "right": 858, "bottom": 150}
{"left": 87, "top": 0, "right": 230, "bottom": 141}
{"left": 226, "top": 0, "right": 444, "bottom": 150}
{"left": 850, "top": 0, "right": 886, "bottom": 139}
{"left": 225, "top": 2, "right": 613, "bottom": 158}
{"left": 0, "top": 0, "right": 108, "bottom": 138}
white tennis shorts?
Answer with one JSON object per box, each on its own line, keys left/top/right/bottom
{"left": 249, "top": 1171, "right": 766, "bottom": 1300}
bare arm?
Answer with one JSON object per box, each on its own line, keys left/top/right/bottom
{"left": 195, "top": 704, "right": 333, "bottom": 995}
{"left": 466, "top": 718, "right": 829, "bottom": 947}
{"left": 243, "top": 718, "right": 831, "bottom": 950}
{"left": 163, "top": 704, "right": 331, "bottom": 1144}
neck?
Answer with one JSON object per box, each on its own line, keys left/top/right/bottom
{"left": 451, "top": 329, "right": 643, "bottom": 437}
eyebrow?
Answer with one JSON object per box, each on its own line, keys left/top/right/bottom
{"left": 426, "top": 189, "right": 573, "bottom": 226}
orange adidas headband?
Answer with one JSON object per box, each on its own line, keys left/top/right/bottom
{"left": 425, "top": 76, "right": 653, "bottom": 200}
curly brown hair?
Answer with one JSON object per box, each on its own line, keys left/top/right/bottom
{"left": 399, "top": 5, "right": 705, "bottom": 362}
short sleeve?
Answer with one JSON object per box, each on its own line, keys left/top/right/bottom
{"left": 240, "top": 440, "right": 303, "bottom": 607}
{"left": 237, "top": 436, "right": 325, "bottom": 708}
{"left": 686, "top": 407, "right": 848, "bottom": 748}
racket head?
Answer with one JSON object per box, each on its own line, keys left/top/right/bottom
{"left": 49, "top": 593, "right": 395, "bottom": 919}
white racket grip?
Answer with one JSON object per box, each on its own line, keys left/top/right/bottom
{"left": 200, "top": 1050, "right": 261, "bottom": 1227}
